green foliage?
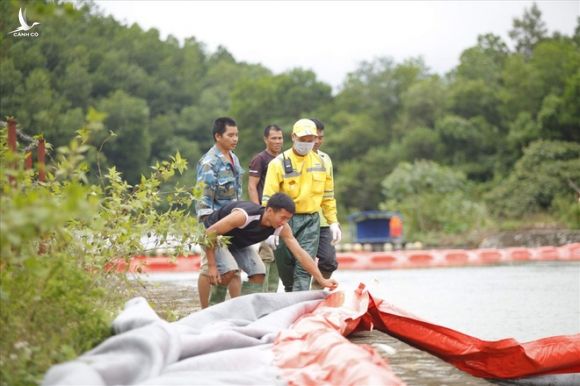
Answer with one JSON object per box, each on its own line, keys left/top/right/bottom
{"left": 434, "top": 115, "right": 500, "bottom": 180}
{"left": 96, "top": 90, "right": 151, "bottom": 184}
{"left": 488, "top": 140, "right": 580, "bottom": 217}
{"left": 381, "top": 161, "right": 490, "bottom": 241}
{"left": 507, "top": 112, "right": 541, "bottom": 150}
{"left": 324, "top": 112, "right": 383, "bottom": 161}
{"left": 335, "top": 58, "right": 428, "bottom": 143}
{"left": 0, "top": 1, "right": 273, "bottom": 190}
{"left": 334, "top": 145, "right": 397, "bottom": 212}
{"left": 448, "top": 79, "right": 501, "bottom": 125}
{"left": 397, "top": 127, "right": 444, "bottom": 162}
{"left": 456, "top": 34, "right": 508, "bottom": 83}
{"left": 231, "top": 68, "right": 332, "bottom": 163}
{"left": 509, "top": 3, "right": 547, "bottom": 57}
{"left": 1, "top": 0, "right": 578, "bottom": 254}
{"left": 394, "top": 75, "right": 447, "bottom": 133}
{"left": 531, "top": 39, "right": 580, "bottom": 97}
{"left": 551, "top": 194, "right": 580, "bottom": 229}
{"left": 552, "top": 193, "right": 580, "bottom": 229}
{"left": 499, "top": 54, "right": 544, "bottom": 121}
{"left": 382, "top": 160, "right": 467, "bottom": 201}
{"left": 0, "top": 113, "right": 211, "bottom": 384}
{"left": 557, "top": 70, "right": 580, "bottom": 142}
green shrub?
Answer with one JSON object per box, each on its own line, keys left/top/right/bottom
{"left": 551, "top": 194, "right": 580, "bottom": 229}
{"left": 0, "top": 254, "right": 114, "bottom": 385}
{"left": 488, "top": 140, "right": 580, "bottom": 217}
{"left": 0, "top": 115, "right": 207, "bottom": 385}
{"left": 381, "top": 160, "right": 466, "bottom": 201}
{"left": 381, "top": 160, "right": 490, "bottom": 243}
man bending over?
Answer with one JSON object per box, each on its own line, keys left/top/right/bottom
{"left": 203, "top": 192, "right": 338, "bottom": 306}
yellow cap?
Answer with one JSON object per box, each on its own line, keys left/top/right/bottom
{"left": 292, "top": 119, "right": 318, "bottom": 137}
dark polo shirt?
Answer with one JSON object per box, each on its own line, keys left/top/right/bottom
{"left": 204, "top": 201, "right": 282, "bottom": 249}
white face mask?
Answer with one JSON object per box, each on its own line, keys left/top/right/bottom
{"left": 294, "top": 140, "right": 314, "bottom": 155}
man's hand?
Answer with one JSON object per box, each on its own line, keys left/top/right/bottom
{"left": 208, "top": 264, "right": 221, "bottom": 285}
{"left": 329, "top": 223, "right": 342, "bottom": 245}
{"left": 265, "top": 234, "right": 279, "bottom": 249}
{"left": 317, "top": 277, "right": 338, "bottom": 290}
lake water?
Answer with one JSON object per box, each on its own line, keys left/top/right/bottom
{"left": 136, "top": 261, "right": 580, "bottom": 343}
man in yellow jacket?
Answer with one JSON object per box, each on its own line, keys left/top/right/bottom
{"left": 262, "top": 119, "right": 341, "bottom": 292}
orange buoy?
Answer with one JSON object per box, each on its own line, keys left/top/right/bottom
{"left": 476, "top": 249, "right": 503, "bottom": 264}
{"left": 369, "top": 253, "right": 399, "bottom": 270}
{"left": 407, "top": 252, "right": 434, "bottom": 267}
{"left": 507, "top": 248, "right": 532, "bottom": 261}
{"left": 444, "top": 250, "right": 470, "bottom": 265}
{"left": 537, "top": 246, "right": 560, "bottom": 260}
{"left": 562, "top": 243, "right": 580, "bottom": 260}
{"left": 336, "top": 253, "right": 369, "bottom": 270}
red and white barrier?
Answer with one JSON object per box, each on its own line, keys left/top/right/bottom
{"left": 114, "top": 243, "right": 580, "bottom": 273}
{"left": 335, "top": 243, "right": 580, "bottom": 270}
{"left": 113, "top": 254, "right": 201, "bottom": 273}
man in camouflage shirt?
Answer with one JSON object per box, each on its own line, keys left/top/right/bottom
{"left": 195, "top": 117, "right": 243, "bottom": 308}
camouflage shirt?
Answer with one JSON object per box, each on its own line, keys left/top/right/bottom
{"left": 195, "top": 145, "right": 244, "bottom": 218}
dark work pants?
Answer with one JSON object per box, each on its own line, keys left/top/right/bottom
{"left": 316, "top": 226, "right": 338, "bottom": 273}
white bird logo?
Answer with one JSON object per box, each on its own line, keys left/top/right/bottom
{"left": 9, "top": 8, "right": 40, "bottom": 35}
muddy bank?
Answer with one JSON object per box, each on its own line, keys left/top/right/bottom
{"left": 124, "top": 279, "right": 201, "bottom": 321}
{"left": 125, "top": 280, "right": 491, "bottom": 385}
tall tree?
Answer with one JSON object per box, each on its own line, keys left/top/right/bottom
{"left": 393, "top": 75, "right": 447, "bottom": 135}
{"left": 231, "top": 68, "right": 332, "bottom": 162}
{"left": 98, "top": 91, "right": 151, "bottom": 183}
{"left": 509, "top": 3, "right": 547, "bottom": 58}
{"left": 435, "top": 115, "right": 500, "bottom": 181}
{"left": 336, "top": 58, "right": 428, "bottom": 141}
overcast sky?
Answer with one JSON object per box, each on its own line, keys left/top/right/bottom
{"left": 93, "top": 1, "right": 578, "bottom": 90}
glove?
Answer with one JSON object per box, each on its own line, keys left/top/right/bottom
{"left": 265, "top": 234, "right": 279, "bottom": 249}
{"left": 329, "top": 223, "right": 342, "bottom": 245}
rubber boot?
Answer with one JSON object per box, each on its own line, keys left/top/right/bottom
{"left": 310, "top": 270, "right": 332, "bottom": 290}
{"left": 241, "top": 281, "right": 264, "bottom": 295}
{"left": 208, "top": 284, "right": 228, "bottom": 306}
{"left": 263, "top": 261, "right": 280, "bottom": 293}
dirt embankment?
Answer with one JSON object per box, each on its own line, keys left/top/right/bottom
{"left": 479, "top": 229, "right": 580, "bottom": 248}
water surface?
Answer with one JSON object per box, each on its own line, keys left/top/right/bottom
{"left": 137, "top": 262, "right": 580, "bottom": 341}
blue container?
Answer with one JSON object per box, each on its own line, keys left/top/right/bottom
{"left": 347, "top": 210, "right": 403, "bottom": 244}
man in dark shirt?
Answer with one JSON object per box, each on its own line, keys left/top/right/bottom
{"left": 248, "top": 124, "right": 283, "bottom": 292}
{"left": 204, "top": 192, "right": 338, "bottom": 306}
{"left": 248, "top": 125, "right": 283, "bottom": 203}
